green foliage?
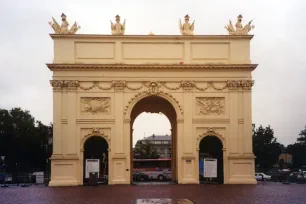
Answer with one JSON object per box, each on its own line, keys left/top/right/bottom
{"left": 134, "top": 142, "right": 160, "bottom": 159}
{"left": 0, "top": 108, "right": 52, "bottom": 172}
{"left": 252, "top": 124, "right": 284, "bottom": 171}
{"left": 286, "top": 126, "right": 306, "bottom": 169}
{"left": 297, "top": 126, "right": 306, "bottom": 144}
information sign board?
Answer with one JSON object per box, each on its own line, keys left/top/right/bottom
{"left": 203, "top": 158, "right": 217, "bottom": 178}
{"left": 85, "top": 159, "right": 100, "bottom": 178}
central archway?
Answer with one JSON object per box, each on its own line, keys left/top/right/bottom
{"left": 130, "top": 95, "right": 178, "bottom": 183}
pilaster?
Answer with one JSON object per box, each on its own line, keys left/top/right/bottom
{"left": 228, "top": 81, "right": 239, "bottom": 155}
{"left": 183, "top": 92, "right": 192, "bottom": 153}
{"left": 238, "top": 88, "right": 244, "bottom": 154}
{"left": 50, "top": 80, "right": 63, "bottom": 155}
{"left": 242, "top": 80, "right": 254, "bottom": 155}
{"left": 114, "top": 87, "right": 124, "bottom": 153}
{"left": 66, "top": 81, "right": 78, "bottom": 155}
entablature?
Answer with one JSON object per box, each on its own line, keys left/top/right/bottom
{"left": 50, "top": 35, "right": 254, "bottom": 65}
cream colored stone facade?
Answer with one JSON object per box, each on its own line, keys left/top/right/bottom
{"left": 47, "top": 34, "right": 257, "bottom": 186}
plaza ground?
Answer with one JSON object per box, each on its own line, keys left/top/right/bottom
{"left": 1, "top": 182, "right": 306, "bottom": 204}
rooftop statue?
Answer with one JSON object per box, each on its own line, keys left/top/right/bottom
{"left": 111, "top": 15, "right": 126, "bottom": 35}
{"left": 49, "top": 13, "right": 80, "bottom": 34}
{"left": 225, "top": 14, "right": 254, "bottom": 35}
{"left": 179, "top": 15, "right": 195, "bottom": 35}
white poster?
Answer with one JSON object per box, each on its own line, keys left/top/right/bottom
{"left": 203, "top": 158, "right": 217, "bottom": 178}
{"left": 33, "top": 172, "right": 44, "bottom": 184}
{"left": 85, "top": 159, "right": 100, "bottom": 178}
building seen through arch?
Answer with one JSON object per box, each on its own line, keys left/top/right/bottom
{"left": 131, "top": 96, "right": 177, "bottom": 183}
{"left": 134, "top": 134, "right": 172, "bottom": 159}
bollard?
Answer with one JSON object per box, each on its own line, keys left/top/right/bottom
{"left": 282, "top": 172, "right": 290, "bottom": 185}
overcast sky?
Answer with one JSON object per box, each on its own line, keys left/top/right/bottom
{"left": 1, "top": 0, "right": 305, "bottom": 146}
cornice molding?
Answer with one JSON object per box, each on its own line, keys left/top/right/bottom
{"left": 50, "top": 34, "right": 254, "bottom": 40}
{"left": 47, "top": 64, "right": 257, "bottom": 71}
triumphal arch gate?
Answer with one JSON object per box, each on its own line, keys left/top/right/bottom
{"left": 47, "top": 14, "right": 257, "bottom": 186}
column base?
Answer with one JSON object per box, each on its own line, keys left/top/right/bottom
{"left": 110, "top": 180, "right": 130, "bottom": 185}
{"left": 50, "top": 158, "right": 79, "bottom": 187}
{"left": 179, "top": 179, "right": 199, "bottom": 184}
{"left": 228, "top": 178, "right": 257, "bottom": 184}
{"left": 49, "top": 179, "right": 79, "bottom": 187}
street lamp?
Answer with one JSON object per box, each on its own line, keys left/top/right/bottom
{"left": 1, "top": 156, "right": 8, "bottom": 187}
{"left": 16, "top": 162, "right": 19, "bottom": 186}
{"left": 45, "top": 158, "right": 49, "bottom": 186}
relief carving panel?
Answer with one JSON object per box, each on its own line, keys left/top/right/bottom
{"left": 196, "top": 97, "right": 225, "bottom": 115}
{"left": 80, "top": 97, "right": 110, "bottom": 114}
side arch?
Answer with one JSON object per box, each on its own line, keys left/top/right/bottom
{"left": 80, "top": 128, "right": 110, "bottom": 185}
{"left": 196, "top": 128, "right": 225, "bottom": 150}
{"left": 124, "top": 91, "right": 183, "bottom": 120}
{"left": 196, "top": 127, "right": 226, "bottom": 184}
{"left": 80, "top": 128, "right": 111, "bottom": 152}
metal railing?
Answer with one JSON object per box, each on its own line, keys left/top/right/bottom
{"left": 0, "top": 171, "right": 50, "bottom": 187}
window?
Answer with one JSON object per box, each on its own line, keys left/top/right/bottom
{"left": 155, "top": 141, "right": 161, "bottom": 144}
{"left": 163, "top": 141, "right": 169, "bottom": 144}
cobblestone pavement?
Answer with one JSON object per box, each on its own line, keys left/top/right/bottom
{"left": 1, "top": 182, "right": 306, "bottom": 204}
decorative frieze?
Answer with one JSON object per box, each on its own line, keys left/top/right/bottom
{"left": 50, "top": 80, "right": 254, "bottom": 92}
{"left": 80, "top": 97, "right": 110, "bottom": 114}
{"left": 196, "top": 97, "right": 225, "bottom": 115}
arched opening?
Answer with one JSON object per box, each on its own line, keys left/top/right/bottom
{"left": 130, "top": 96, "right": 177, "bottom": 183}
{"left": 199, "top": 136, "right": 224, "bottom": 184}
{"left": 83, "top": 136, "right": 109, "bottom": 185}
